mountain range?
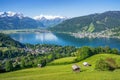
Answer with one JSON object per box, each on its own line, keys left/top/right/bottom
{"left": 1, "top": 11, "right": 120, "bottom": 33}
{"left": 33, "top": 15, "right": 68, "bottom": 27}
{"left": 0, "top": 11, "right": 67, "bottom": 30}
{"left": 50, "top": 11, "right": 120, "bottom": 33}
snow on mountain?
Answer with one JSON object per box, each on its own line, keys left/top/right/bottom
{"left": 33, "top": 15, "right": 68, "bottom": 27}
{"left": 0, "top": 11, "right": 24, "bottom": 19}
{"left": 0, "top": 11, "right": 69, "bottom": 28}
{"left": 33, "top": 15, "right": 67, "bottom": 20}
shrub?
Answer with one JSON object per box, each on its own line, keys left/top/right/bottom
{"left": 105, "top": 58, "right": 117, "bottom": 70}
{"left": 95, "top": 58, "right": 117, "bottom": 71}
{"left": 95, "top": 58, "right": 110, "bottom": 71}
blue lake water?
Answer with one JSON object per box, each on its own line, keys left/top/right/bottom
{"left": 9, "top": 32, "right": 120, "bottom": 49}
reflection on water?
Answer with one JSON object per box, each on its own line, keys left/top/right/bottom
{"left": 35, "top": 32, "right": 58, "bottom": 41}
{"left": 9, "top": 32, "right": 120, "bottom": 50}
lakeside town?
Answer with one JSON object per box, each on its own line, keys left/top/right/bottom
{"left": 71, "top": 29, "right": 120, "bottom": 39}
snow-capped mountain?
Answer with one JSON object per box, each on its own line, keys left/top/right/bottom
{"left": 33, "top": 15, "right": 67, "bottom": 20}
{"left": 0, "top": 11, "right": 68, "bottom": 29}
{"left": 0, "top": 11, "right": 24, "bottom": 19}
{"left": 33, "top": 15, "right": 68, "bottom": 27}
{"left": 0, "top": 11, "right": 44, "bottom": 30}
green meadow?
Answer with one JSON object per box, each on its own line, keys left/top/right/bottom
{"left": 48, "top": 57, "right": 76, "bottom": 65}
{"left": 0, "top": 54, "right": 120, "bottom": 80}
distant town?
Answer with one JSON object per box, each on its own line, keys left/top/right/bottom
{"left": 71, "top": 29, "right": 120, "bottom": 39}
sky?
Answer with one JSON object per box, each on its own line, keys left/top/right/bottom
{"left": 0, "top": 0, "right": 120, "bottom": 17}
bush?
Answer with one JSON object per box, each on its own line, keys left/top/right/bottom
{"left": 95, "top": 58, "right": 117, "bottom": 71}
{"left": 95, "top": 58, "right": 110, "bottom": 71}
{"left": 105, "top": 58, "right": 117, "bottom": 70}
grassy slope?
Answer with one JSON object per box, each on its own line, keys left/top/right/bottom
{"left": 48, "top": 57, "right": 76, "bottom": 65}
{"left": 1, "top": 54, "right": 120, "bottom": 80}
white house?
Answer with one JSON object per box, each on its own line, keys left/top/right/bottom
{"left": 72, "top": 64, "right": 80, "bottom": 72}
{"left": 83, "top": 62, "right": 90, "bottom": 66}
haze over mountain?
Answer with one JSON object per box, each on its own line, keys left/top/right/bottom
{"left": 33, "top": 15, "right": 68, "bottom": 27}
{"left": 50, "top": 11, "right": 120, "bottom": 33}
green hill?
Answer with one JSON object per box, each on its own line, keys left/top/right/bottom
{"left": 48, "top": 57, "right": 76, "bottom": 65}
{"left": 1, "top": 54, "right": 120, "bottom": 80}
{"left": 50, "top": 11, "right": 120, "bottom": 32}
{"left": 0, "top": 33, "right": 24, "bottom": 48}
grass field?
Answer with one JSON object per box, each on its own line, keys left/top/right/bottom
{"left": 0, "top": 54, "right": 120, "bottom": 80}
{"left": 48, "top": 57, "right": 76, "bottom": 65}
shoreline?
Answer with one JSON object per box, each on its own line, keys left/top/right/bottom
{"left": 71, "top": 32, "right": 120, "bottom": 39}
{"left": 0, "top": 29, "right": 51, "bottom": 34}
{"left": 0, "top": 29, "right": 120, "bottom": 39}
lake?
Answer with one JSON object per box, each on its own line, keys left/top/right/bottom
{"left": 9, "top": 32, "right": 120, "bottom": 49}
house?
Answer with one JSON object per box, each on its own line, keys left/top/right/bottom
{"left": 83, "top": 62, "right": 91, "bottom": 66}
{"left": 38, "top": 64, "right": 42, "bottom": 68}
{"left": 72, "top": 64, "right": 80, "bottom": 72}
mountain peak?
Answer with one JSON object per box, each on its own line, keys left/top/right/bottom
{"left": 0, "top": 11, "right": 24, "bottom": 18}
{"left": 33, "top": 15, "right": 67, "bottom": 20}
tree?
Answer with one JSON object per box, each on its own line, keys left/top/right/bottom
{"left": 5, "top": 60, "right": 13, "bottom": 72}
{"left": 40, "top": 58, "right": 46, "bottom": 67}
{"left": 111, "top": 48, "right": 119, "bottom": 54}
{"left": 95, "top": 58, "right": 109, "bottom": 71}
{"left": 47, "top": 53, "right": 55, "bottom": 62}
{"left": 20, "top": 59, "right": 26, "bottom": 68}
{"left": 13, "top": 62, "right": 20, "bottom": 70}
{"left": 95, "top": 58, "right": 117, "bottom": 71}
{"left": 76, "top": 46, "right": 92, "bottom": 61}
{"left": 104, "top": 46, "right": 111, "bottom": 53}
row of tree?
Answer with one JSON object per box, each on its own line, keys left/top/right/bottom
{"left": 74, "top": 46, "right": 119, "bottom": 61}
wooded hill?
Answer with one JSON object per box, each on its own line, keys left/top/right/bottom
{"left": 0, "top": 33, "right": 24, "bottom": 48}
{"left": 50, "top": 11, "right": 120, "bottom": 32}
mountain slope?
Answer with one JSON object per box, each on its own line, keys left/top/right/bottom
{"left": 0, "top": 33, "right": 24, "bottom": 48}
{"left": 0, "top": 12, "right": 44, "bottom": 30}
{"left": 50, "top": 11, "right": 120, "bottom": 32}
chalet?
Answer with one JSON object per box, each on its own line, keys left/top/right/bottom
{"left": 83, "top": 62, "right": 91, "bottom": 66}
{"left": 72, "top": 64, "right": 80, "bottom": 72}
{"left": 38, "top": 64, "right": 42, "bottom": 68}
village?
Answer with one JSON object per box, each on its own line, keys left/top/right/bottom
{"left": 72, "top": 29, "right": 120, "bottom": 39}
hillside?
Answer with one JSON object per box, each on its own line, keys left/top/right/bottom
{"left": 48, "top": 57, "right": 76, "bottom": 65}
{"left": 0, "top": 33, "right": 24, "bottom": 48}
{"left": 0, "top": 54, "right": 120, "bottom": 80}
{"left": 50, "top": 11, "right": 120, "bottom": 32}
